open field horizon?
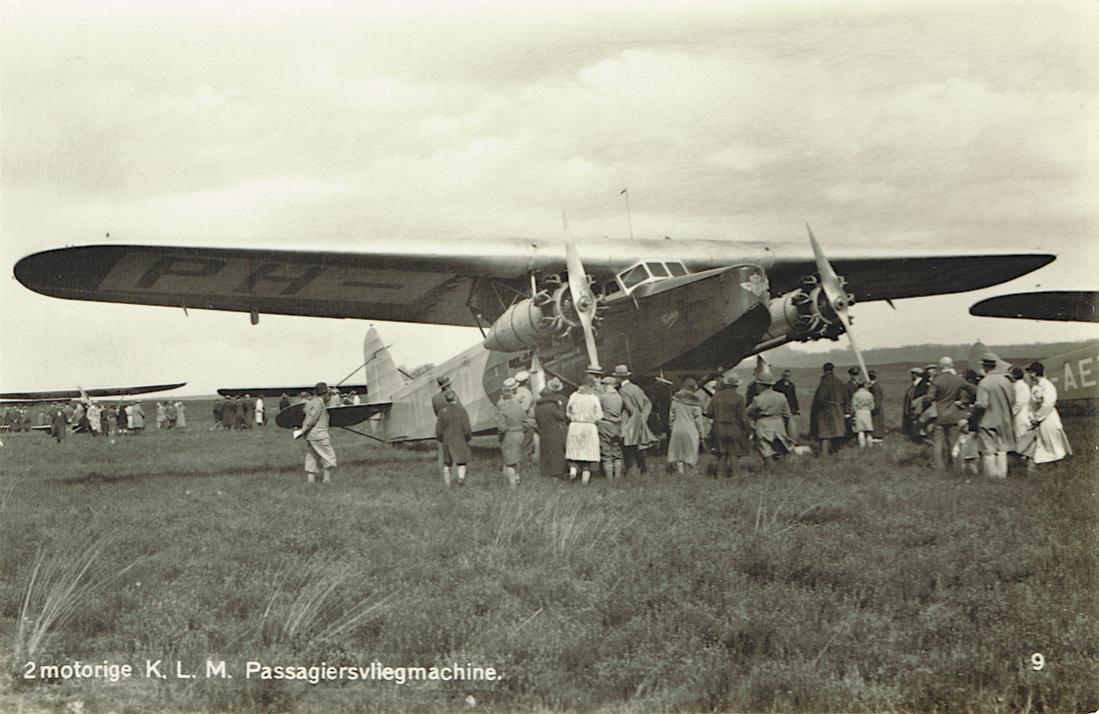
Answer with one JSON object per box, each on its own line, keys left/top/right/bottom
{"left": 1, "top": 362, "right": 1096, "bottom": 713}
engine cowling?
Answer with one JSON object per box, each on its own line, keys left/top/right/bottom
{"left": 482, "top": 283, "right": 591, "bottom": 352}
{"left": 761, "top": 276, "right": 851, "bottom": 344}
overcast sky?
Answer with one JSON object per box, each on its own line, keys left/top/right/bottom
{"left": 2, "top": 0, "right": 1097, "bottom": 395}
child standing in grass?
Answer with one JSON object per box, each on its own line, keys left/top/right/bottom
{"left": 851, "top": 380, "right": 875, "bottom": 448}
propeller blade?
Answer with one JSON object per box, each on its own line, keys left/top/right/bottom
{"left": 808, "top": 224, "right": 868, "bottom": 383}
{"left": 836, "top": 299, "right": 870, "bottom": 384}
{"left": 562, "top": 214, "right": 601, "bottom": 372}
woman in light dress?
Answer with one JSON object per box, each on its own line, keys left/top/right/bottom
{"left": 1018, "top": 362, "right": 1071, "bottom": 471}
{"left": 566, "top": 373, "right": 603, "bottom": 485}
{"left": 667, "top": 378, "right": 706, "bottom": 474}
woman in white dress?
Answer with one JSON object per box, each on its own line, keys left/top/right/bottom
{"left": 1009, "top": 366, "right": 1031, "bottom": 447}
{"left": 566, "top": 373, "right": 603, "bottom": 485}
{"left": 1019, "top": 361, "right": 1072, "bottom": 470}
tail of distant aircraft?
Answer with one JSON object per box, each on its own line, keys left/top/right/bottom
{"left": 363, "top": 327, "right": 405, "bottom": 402}
{"left": 754, "top": 354, "right": 771, "bottom": 377}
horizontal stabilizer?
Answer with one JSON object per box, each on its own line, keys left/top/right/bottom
{"left": 217, "top": 384, "right": 368, "bottom": 398}
{"left": 274, "top": 402, "right": 391, "bottom": 429}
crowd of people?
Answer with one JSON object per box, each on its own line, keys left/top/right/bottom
{"left": 428, "top": 352, "right": 1073, "bottom": 488}
{"left": 0, "top": 399, "right": 161, "bottom": 444}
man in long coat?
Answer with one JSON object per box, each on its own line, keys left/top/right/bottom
{"left": 534, "top": 378, "right": 568, "bottom": 478}
{"left": 774, "top": 370, "right": 800, "bottom": 415}
{"left": 704, "top": 373, "right": 751, "bottom": 478}
{"left": 810, "top": 363, "right": 847, "bottom": 455}
{"left": 435, "top": 390, "right": 472, "bottom": 487}
{"left": 901, "top": 367, "right": 923, "bottom": 440}
{"left": 50, "top": 404, "right": 67, "bottom": 444}
{"left": 616, "top": 364, "right": 657, "bottom": 477}
{"left": 969, "top": 354, "right": 1016, "bottom": 478}
{"left": 927, "top": 356, "right": 971, "bottom": 471}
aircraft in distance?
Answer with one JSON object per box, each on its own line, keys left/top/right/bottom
{"left": 15, "top": 227, "right": 1054, "bottom": 406}
{"left": 969, "top": 290, "right": 1097, "bottom": 323}
{"left": 216, "top": 385, "right": 368, "bottom": 399}
{"left": 0, "top": 382, "right": 186, "bottom": 402}
{"left": 968, "top": 291, "right": 1099, "bottom": 403}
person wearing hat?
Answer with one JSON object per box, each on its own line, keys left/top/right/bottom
{"left": 566, "top": 372, "right": 603, "bottom": 484}
{"left": 667, "top": 378, "right": 707, "bottom": 475}
{"left": 968, "top": 353, "right": 1016, "bottom": 478}
{"left": 926, "top": 356, "right": 972, "bottom": 471}
{"left": 1017, "top": 361, "right": 1071, "bottom": 470}
{"left": 597, "top": 375, "right": 624, "bottom": 481}
{"left": 616, "top": 364, "right": 657, "bottom": 477}
{"left": 901, "top": 367, "right": 924, "bottom": 440}
{"left": 431, "top": 375, "right": 459, "bottom": 480}
{"left": 704, "top": 373, "right": 751, "bottom": 477}
{"left": 809, "top": 362, "right": 847, "bottom": 456}
{"left": 298, "top": 382, "right": 337, "bottom": 483}
{"left": 496, "top": 379, "right": 526, "bottom": 487}
{"left": 850, "top": 377, "right": 875, "bottom": 448}
{"left": 435, "top": 389, "right": 472, "bottom": 487}
{"left": 534, "top": 378, "right": 568, "bottom": 478}
{"left": 513, "top": 371, "right": 537, "bottom": 465}
{"left": 747, "top": 370, "right": 795, "bottom": 466}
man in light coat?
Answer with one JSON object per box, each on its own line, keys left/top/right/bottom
{"left": 615, "top": 364, "right": 656, "bottom": 477}
{"left": 298, "top": 382, "right": 337, "bottom": 483}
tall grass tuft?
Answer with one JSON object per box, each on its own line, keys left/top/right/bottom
{"left": 12, "top": 537, "right": 137, "bottom": 664}
{"left": 262, "top": 559, "right": 398, "bottom": 650}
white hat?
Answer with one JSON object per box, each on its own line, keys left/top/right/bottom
{"left": 502, "top": 377, "right": 517, "bottom": 389}
{"left": 938, "top": 356, "right": 954, "bottom": 368}
{"left": 514, "top": 371, "right": 530, "bottom": 382}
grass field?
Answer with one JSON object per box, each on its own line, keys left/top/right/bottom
{"left": 0, "top": 362, "right": 1096, "bottom": 713}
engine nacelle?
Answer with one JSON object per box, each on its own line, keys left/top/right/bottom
{"left": 761, "top": 277, "right": 852, "bottom": 344}
{"left": 483, "top": 293, "right": 560, "bottom": 352}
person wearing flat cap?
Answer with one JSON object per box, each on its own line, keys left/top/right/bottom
{"left": 747, "top": 370, "right": 795, "bottom": 467}
{"left": 615, "top": 364, "right": 657, "bottom": 477}
{"left": 968, "top": 353, "right": 1016, "bottom": 478}
{"left": 431, "top": 375, "right": 459, "bottom": 481}
{"left": 810, "top": 362, "right": 846, "bottom": 455}
{"left": 597, "top": 375, "right": 624, "bottom": 481}
{"left": 298, "top": 382, "right": 337, "bottom": 484}
{"left": 534, "top": 378, "right": 568, "bottom": 478}
{"left": 496, "top": 378, "right": 525, "bottom": 487}
{"left": 436, "top": 389, "right": 472, "bottom": 487}
{"left": 901, "top": 367, "right": 924, "bottom": 441}
{"left": 513, "top": 371, "right": 537, "bottom": 466}
{"left": 704, "top": 372, "right": 751, "bottom": 477}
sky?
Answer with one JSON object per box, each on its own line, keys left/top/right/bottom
{"left": 2, "top": 0, "right": 1097, "bottom": 395}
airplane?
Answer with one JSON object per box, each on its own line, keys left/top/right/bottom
{"left": 968, "top": 291, "right": 1099, "bottom": 403}
{"left": 0, "top": 382, "right": 187, "bottom": 402}
{"left": 14, "top": 227, "right": 1055, "bottom": 431}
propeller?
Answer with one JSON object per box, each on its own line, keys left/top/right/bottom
{"left": 807, "top": 224, "right": 870, "bottom": 384}
{"left": 563, "top": 213, "right": 602, "bottom": 373}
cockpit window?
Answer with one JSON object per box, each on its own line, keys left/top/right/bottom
{"left": 620, "top": 264, "right": 649, "bottom": 290}
{"left": 646, "top": 262, "right": 669, "bottom": 278}
{"left": 667, "top": 262, "right": 687, "bottom": 277}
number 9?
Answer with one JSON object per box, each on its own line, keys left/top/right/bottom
{"left": 1030, "top": 653, "right": 1045, "bottom": 671}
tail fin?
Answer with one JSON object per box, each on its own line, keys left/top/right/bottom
{"left": 754, "top": 354, "right": 771, "bottom": 377}
{"left": 363, "top": 326, "right": 405, "bottom": 402}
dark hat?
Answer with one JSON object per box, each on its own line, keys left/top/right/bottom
{"left": 822, "top": 362, "right": 834, "bottom": 372}
{"left": 314, "top": 382, "right": 329, "bottom": 395}
{"left": 1025, "top": 361, "right": 1045, "bottom": 376}
{"left": 437, "top": 376, "right": 451, "bottom": 388}
{"left": 847, "top": 367, "right": 860, "bottom": 376}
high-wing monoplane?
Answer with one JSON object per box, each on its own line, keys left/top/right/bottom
{"left": 0, "top": 382, "right": 186, "bottom": 403}
{"left": 15, "top": 230, "right": 1053, "bottom": 403}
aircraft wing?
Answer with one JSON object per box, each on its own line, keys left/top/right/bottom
{"left": 217, "top": 384, "right": 368, "bottom": 398}
{"left": 274, "top": 402, "right": 391, "bottom": 429}
{"left": 15, "top": 239, "right": 1054, "bottom": 323}
{"left": 0, "top": 382, "right": 186, "bottom": 401}
{"left": 969, "top": 291, "right": 1098, "bottom": 323}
